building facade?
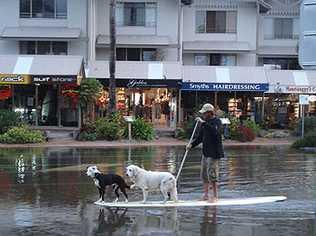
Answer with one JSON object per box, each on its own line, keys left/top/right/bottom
{"left": 0, "top": 0, "right": 315, "bottom": 129}
{"left": 0, "top": 0, "right": 87, "bottom": 127}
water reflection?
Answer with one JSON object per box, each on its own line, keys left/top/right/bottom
{"left": 0, "top": 146, "right": 315, "bottom": 235}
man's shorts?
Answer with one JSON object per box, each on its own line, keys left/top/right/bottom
{"left": 200, "top": 156, "right": 219, "bottom": 183}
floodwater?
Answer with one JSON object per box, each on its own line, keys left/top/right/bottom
{"left": 0, "top": 145, "right": 315, "bottom": 236}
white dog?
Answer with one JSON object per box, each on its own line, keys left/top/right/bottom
{"left": 126, "top": 164, "right": 178, "bottom": 203}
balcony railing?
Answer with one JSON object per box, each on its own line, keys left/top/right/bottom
{"left": 264, "top": 34, "right": 299, "bottom": 40}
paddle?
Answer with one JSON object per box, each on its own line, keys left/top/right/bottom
{"left": 176, "top": 119, "right": 200, "bottom": 182}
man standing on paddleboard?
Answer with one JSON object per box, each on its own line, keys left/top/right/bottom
{"left": 186, "top": 103, "right": 224, "bottom": 202}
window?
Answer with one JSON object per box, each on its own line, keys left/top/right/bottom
{"left": 117, "top": 48, "right": 157, "bottom": 61}
{"left": 274, "top": 18, "right": 293, "bottom": 39}
{"left": 142, "top": 49, "right": 156, "bottom": 61}
{"left": 264, "top": 17, "right": 298, "bottom": 39}
{"left": 116, "top": 2, "right": 157, "bottom": 27}
{"left": 52, "top": 42, "right": 67, "bottom": 55}
{"left": 127, "top": 48, "right": 141, "bottom": 61}
{"left": 196, "top": 11, "right": 237, "bottom": 33}
{"left": 194, "top": 54, "right": 209, "bottom": 65}
{"left": 20, "top": 41, "right": 68, "bottom": 55}
{"left": 261, "top": 58, "right": 300, "bottom": 70}
{"left": 20, "top": 0, "right": 67, "bottom": 19}
{"left": 194, "top": 54, "right": 236, "bottom": 66}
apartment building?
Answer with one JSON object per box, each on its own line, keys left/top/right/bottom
{"left": 0, "top": 0, "right": 315, "bottom": 128}
{"left": 0, "top": 0, "right": 87, "bottom": 127}
{"left": 258, "top": 0, "right": 300, "bottom": 70}
{"left": 0, "top": 0, "right": 88, "bottom": 58}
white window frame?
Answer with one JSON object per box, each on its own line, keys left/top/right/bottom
{"left": 19, "top": 41, "right": 68, "bottom": 55}
{"left": 19, "top": 0, "right": 67, "bottom": 19}
{"left": 195, "top": 10, "right": 237, "bottom": 34}
{"left": 116, "top": 2, "right": 157, "bottom": 27}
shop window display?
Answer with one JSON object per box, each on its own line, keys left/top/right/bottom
{"left": 98, "top": 88, "right": 174, "bottom": 128}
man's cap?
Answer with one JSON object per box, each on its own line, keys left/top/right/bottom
{"left": 199, "top": 103, "right": 215, "bottom": 114}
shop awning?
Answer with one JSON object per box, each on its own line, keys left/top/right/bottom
{"left": 183, "top": 41, "right": 251, "bottom": 52}
{"left": 0, "top": 55, "right": 85, "bottom": 84}
{"left": 87, "top": 61, "right": 182, "bottom": 88}
{"left": 96, "top": 35, "right": 177, "bottom": 48}
{"left": 182, "top": 66, "right": 269, "bottom": 92}
{"left": 1, "top": 27, "right": 81, "bottom": 40}
{"left": 266, "top": 70, "right": 316, "bottom": 94}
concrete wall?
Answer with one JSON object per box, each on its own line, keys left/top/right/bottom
{"left": 258, "top": 15, "right": 299, "bottom": 56}
{"left": 182, "top": 4, "right": 257, "bottom": 66}
{"left": 0, "top": 0, "right": 88, "bottom": 60}
{"left": 0, "top": 0, "right": 19, "bottom": 54}
{"left": 94, "top": 0, "right": 178, "bottom": 61}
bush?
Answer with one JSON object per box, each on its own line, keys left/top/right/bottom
{"left": 294, "top": 116, "right": 316, "bottom": 136}
{"left": 176, "top": 117, "right": 197, "bottom": 140}
{"left": 95, "top": 117, "right": 123, "bottom": 141}
{"left": 229, "top": 117, "right": 240, "bottom": 140}
{"left": 125, "top": 118, "right": 154, "bottom": 141}
{"left": 78, "top": 131, "right": 97, "bottom": 141}
{"left": 243, "top": 119, "right": 261, "bottom": 135}
{"left": 77, "top": 121, "right": 97, "bottom": 141}
{"left": 235, "top": 126, "right": 256, "bottom": 142}
{"left": 0, "top": 126, "right": 45, "bottom": 144}
{"left": 0, "top": 110, "right": 21, "bottom": 134}
{"left": 292, "top": 131, "right": 316, "bottom": 148}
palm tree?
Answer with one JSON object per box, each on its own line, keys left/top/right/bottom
{"left": 108, "top": 0, "right": 117, "bottom": 115}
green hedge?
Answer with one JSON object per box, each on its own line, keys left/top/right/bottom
{"left": 0, "top": 110, "right": 21, "bottom": 134}
{"left": 292, "top": 131, "right": 316, "bottom": 148}
{"left": 124, "top": 118, "right": 154, "bottom": 141}
{"left": 95, "top": 117, "right": 123, "bottom": 141}
{"left": 0, "top": 126, "right": 45, "bottom": 144}
{"left": 294, "top": 117, "right": 316, "bottom": 136}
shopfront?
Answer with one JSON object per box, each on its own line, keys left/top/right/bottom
{"left": 96, "top": 78, "right": 181, "bottom": 128}
{"left": 181, "top": 66, "right": 269, "bottom": 123}
{"left": 265, "top": 70, "right": 316, "bottom": 128}
{"left": 0, "top": 55, "right": 85, "bottom": 127}
{"left": 88, "top": 61, "right": 182, "bottom": 128}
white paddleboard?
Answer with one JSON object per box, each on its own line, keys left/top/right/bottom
{"left": 94, "top": 196, "right": 287, "bottom": 208}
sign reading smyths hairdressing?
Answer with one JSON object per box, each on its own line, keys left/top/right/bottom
{"left": 181, "top": 82, "right": 269, "bottom": 92}
{"left": 32, "top": 75, "right": 77, "bottom": 84}
{"left": 0, "top": 74, "right": 31, "bottom": 84}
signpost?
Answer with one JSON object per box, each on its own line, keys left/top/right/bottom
{"left": 299, "top": 95, "right": 309, "bottom": 138}
{"left": 123, "top": 116, "right": 135, "bottom": 142}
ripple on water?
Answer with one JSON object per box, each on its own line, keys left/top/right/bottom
{"left": 0, "top": 146, "right": 315, "bottom": 235}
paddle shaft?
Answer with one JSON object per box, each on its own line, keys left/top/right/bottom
{"left": 176, "top": 120, "right": 200, "bottom": 182}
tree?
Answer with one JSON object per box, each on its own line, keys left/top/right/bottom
{"left": 108, "top": 0, "right": 117, "bottom": 115}
{"left": 79, "top": 78, "right": 103, "bottom": 122}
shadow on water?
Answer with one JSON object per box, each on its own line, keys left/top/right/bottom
{"left": 0, "top": 145, "right": 315, "bottom": 235}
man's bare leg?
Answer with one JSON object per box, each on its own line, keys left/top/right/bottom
{"left": 209, "top": 181, "right": 218, "bottom": 202}
{"left": 201, "top": 183, "right": 209, "bottom": 200}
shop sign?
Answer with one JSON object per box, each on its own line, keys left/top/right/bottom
{"left": 99, "top": 79, "right": 182, "bottom": 88}
{"left": 32, "top": 75, "right": 77, "bottom": 84}
{"left": 299, "top": 95, "right": 310, "bottom": 105}
{"left": 309, "top": 95, "right": 316, "bottom": 102}
{"left": 271, "top": 84, "right": 316, "bottom": 94}
{"left": 181, "top": 82, "right": 269, "bottom": 92}
{"left": 0, "top": 74, "right": 31, "bottom": 84}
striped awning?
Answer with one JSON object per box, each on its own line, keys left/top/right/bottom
{"left": 0, "top": 55, "right": 85, "bottom": 84}
{"left": 182, "top": 66, "right": 269, "bottom": 92}
{"left": 266, "top": 70, "right": 316, "bottom": 94}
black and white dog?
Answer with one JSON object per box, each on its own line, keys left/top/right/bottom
{"left": 86, "top": 166, "right": 130, "bottom": 203}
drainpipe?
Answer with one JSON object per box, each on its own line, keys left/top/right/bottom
{"left": 85, "top": 0, "right": 89, "bottom": 64}
{"left": 177, "top": 0, "right": 183, "bottom": 62}
{"left": 256, "top": 1, "right": 260, "bottom": 65}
